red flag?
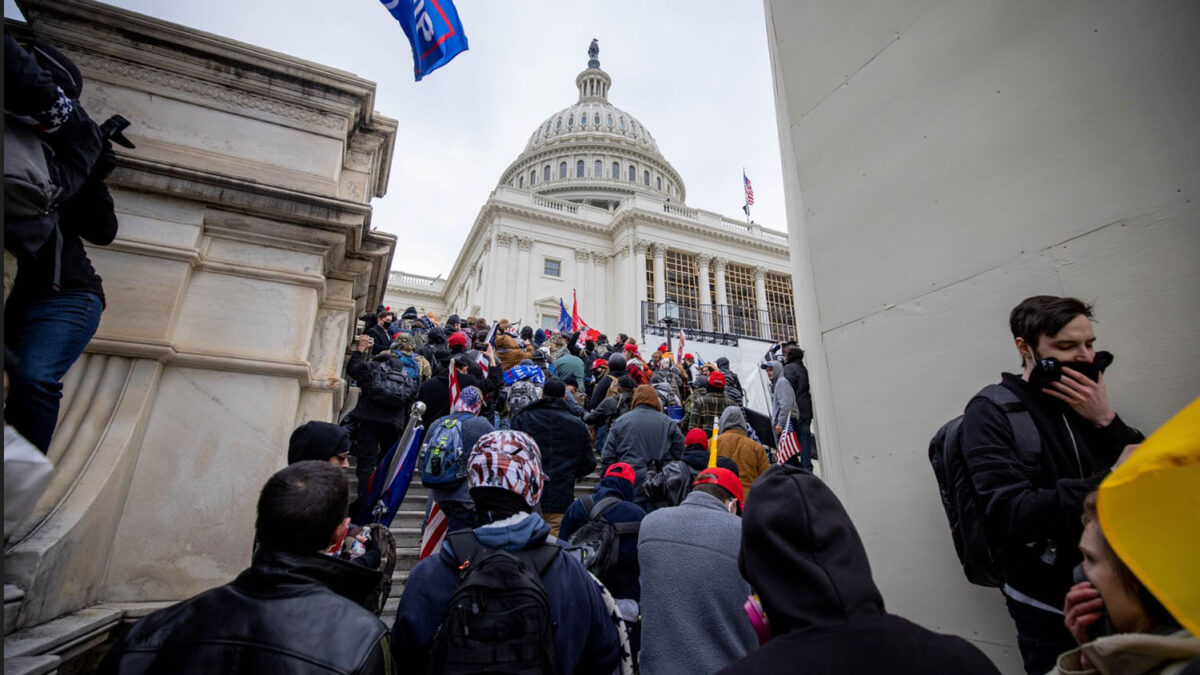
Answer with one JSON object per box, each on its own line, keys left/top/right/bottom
{"left": 571, "top": 290, "right": 581, "bottom": 332}
{"left": 419, "top": 503, "right": 448, "bottom": 560}
{"left": 449, "top": 363, "right": 459, "bottom": 409}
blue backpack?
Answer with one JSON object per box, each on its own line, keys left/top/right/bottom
{"left": 419, "top": 413, "right": 471, "bottom": 488}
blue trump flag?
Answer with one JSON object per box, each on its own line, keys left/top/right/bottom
{"left": 558, "top": 298, "right": 572, "bottom": 333}
{"left": 379, "top": 0, "right": 469, "bottom": 81}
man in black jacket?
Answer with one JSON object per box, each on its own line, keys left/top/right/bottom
{"left": 511, "top": 378, "right": 595, "bottom": 536}
{"left": 961, "top": 295, "right": 1143, "bottom": 674}
{"left": 781, "top": 346, "right": 815, "bottom": 468}
{"left": 719, "top": 465, "right": 1000, "bottom": 675}
{"left": 101, "top": 462, "right": 391, "bottom": 674}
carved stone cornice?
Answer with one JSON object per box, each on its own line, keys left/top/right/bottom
{"left": 517, "top": 237, "right": 535, "bottom": 251}
{"left": 754, "top": 266, "right": 768, "bottom": 281}
{"left": 574, "top": 249, "right": 591, "bottom": 261}
{"left": 695, "top": 253, "right": 713, "bottom": 267}
{"left": 633, "top": 240, "right": 651, "bottom": 255}
{"left": 71, "top": 51, "right": 346, "bottom": 132}
{"left": 651, "top": 243, "right": 667, "bottom": 259}
{"left": 712, "top": 256, "right": 729, "bottom": 272}
{"left": 592, "top": 252, "right": 611, "bottom": 264}
{"left": 496, "top": 232, "right": 515, "bottom": 246}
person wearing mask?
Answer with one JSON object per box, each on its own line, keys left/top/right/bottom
{"left": 639, "top": 468, "right": 755, "bottom": 675}
{"left": 346, "top": 335, "right": 419, "bottom": 506}
{"left": 391, "top": 431, "right": 620, "bottom": 674}
{"left": 718, "top": 465, "right": 1001, "bottom": 675}
{"left": 601, "top": 385, "right": 685, "bottom": 512}
{"left": 287, "top": 421, "right": 351, "bottom": 468}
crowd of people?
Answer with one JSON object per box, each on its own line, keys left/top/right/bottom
{"left": 95, "top": 294, "right": 1197, "bottom": 674}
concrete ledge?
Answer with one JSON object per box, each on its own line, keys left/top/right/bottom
{"left": 3, "top": 608, "right": 121, "bottom": 658}
{"left": 2, "top": 655, "right": 61, "bottom": 675}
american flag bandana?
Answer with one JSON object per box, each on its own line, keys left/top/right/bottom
{"left": 468, "top": 430, "right": 544, "bottom": 507}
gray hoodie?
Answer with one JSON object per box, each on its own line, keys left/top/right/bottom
{"left": 764, "top": 357, "right": 797, "bottom": 429}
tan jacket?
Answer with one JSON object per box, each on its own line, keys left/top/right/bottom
{"left": 1049, "top": 629, "right": 1199, "bottom": 675}
{"left": 494, "top": 334, "right": 532, "bottom": 371}
{"left": 716, "top": 429, "right": 770, "bottom": 501}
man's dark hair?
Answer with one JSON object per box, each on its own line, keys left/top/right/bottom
{"left": 693, "top": 482, "right": 735, "bottom": 504}
{"left": 377, "top": 309, "right": 393, "bottom": 321}
{"left": 1009, "top": 295, "right": 1094, "bottom": 349}
{"left": 255, "top": 461, "right": 348, "bottom": 554}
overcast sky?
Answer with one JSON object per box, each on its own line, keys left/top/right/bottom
{"left": 5, "top": 0, "right": 787, "bottom": 277}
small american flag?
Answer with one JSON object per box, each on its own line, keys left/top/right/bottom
{"left": 476, "top": 351, "right": 489, "bottom": 378}
{"left": 419, "top": 503, "right": 449, "bottom": 560}
{"left": 449, "top": 365, "right": 460, "bottom": 409}
{"left": 743, "top": 171, "right": 755, "bottom": 206}
{"left": 777, "top": 417, "right": 802, "bottom": 465}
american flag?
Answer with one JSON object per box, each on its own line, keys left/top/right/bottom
{"left": 777, "top": 417, "right": 802, "bottom": 465}
{"left": 449, "top": 365, "right": 459, "bottom": 409}
{"left": 419, "top": 503, "right": 448, "bottom": 560}
{"left": 743, "top": 171, "right": 755, "bottom": 206}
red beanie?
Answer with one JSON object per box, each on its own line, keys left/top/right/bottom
{"left": 684, "top": 428, "right": 709, "bottom": 447}
{"left": 707, "top": 371, "right": 726, "bottom": 389}
{"left": 623, "top": 343, "right": 638, "bottom": 353}
{"left": 447, "top": 331, "right": 469, "bottom": 350}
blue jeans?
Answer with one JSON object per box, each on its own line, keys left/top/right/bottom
{"left": 797, "top": 418, "right": 816, "bottom": 469}
{"left": 5, "top": 291, "right": 104, "bottom": 452}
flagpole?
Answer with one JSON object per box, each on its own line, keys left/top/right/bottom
{"left": 743, "top": 167, "right": 750, "bottom": 223}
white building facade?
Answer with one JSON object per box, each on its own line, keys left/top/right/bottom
{"left": 387, "top": 46, "right": 797, "bottom": 345}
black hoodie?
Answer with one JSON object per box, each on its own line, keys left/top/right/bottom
{"left": 718, "top": 466, "right": 1000, "bottom": 675}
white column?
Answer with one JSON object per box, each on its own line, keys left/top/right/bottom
{"left": 479, "top": 238, "right": 494, "bottom": 313}
{"left": 574, "top": 248, "right": 591, "bottom": 309}
{"left": 516, "top": 237, "right": 533, "bottom": 321}
{"left": 652, "top": 244, "right": 666, "bottom": 304}
{"left": 592, "top": 252, "right": 608, "bottom": 329}
{"left": 713, "top": 257, "right": 729, "bottom": 333}
{"left": 754, "top": 266, "right": 771, "bottom": 339}
{"left": 696, "top": 253, "right": 713, "bottom": 332}
{"left": 612, "top": 245, "right": 634, "bottom": 336}
{"left": 632, "top": 240, "right": 650, "bottom": 334}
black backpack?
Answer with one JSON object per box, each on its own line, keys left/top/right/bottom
{"left": 641, "top": 459, "right": 695, "bottom": 507}
{"left": 431, "top": 532, "right": 559, "bottom": 675}
{"left": 928, "top": 384, "right": 1040, "bottom": 587}
{"left": 565, "top": 495, "right": 640, "bottom": 578}
{"left": 366, "top": 358, "right": 418, "bottom": 408}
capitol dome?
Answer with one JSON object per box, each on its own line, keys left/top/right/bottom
{"left": 498, "top": 42, "right": 686, "bottom": 208}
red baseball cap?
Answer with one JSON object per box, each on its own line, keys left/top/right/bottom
{"left": 683, "top": 353, "right": 694, "bottom": 360}
{"left": 684, "top": 428, "right": 710, "bottom": 447}
{"left": 447, "top": 331, "right": 469, "bottom": 349}
{"left": 693, "top": 467, "right": 744, "bottom": 509}
{"left": 707, "top": 371, "right": 726, "bottom": 389}
{"left": 591, "top": 358, "right": 609, "bottom": 369}
{"left": 623, "top": 343, "right": 638, "bottom": 353}
{"left": 604, "top": 462, "right": 636, "bottom": 485}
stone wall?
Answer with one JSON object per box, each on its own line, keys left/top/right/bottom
{"left": 764, "top": 1, "right": 1200, "bottom": 670}
{"left": 4, "top": 0, "right": 397, "bottom": 631}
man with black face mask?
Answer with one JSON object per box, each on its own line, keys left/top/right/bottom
{"left": 960, "top": 295, "right": 1144, "bottom": 675}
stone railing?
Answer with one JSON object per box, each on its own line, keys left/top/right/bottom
{"left": 531, "top": 194, "right": 579, "bottom": 214}
{"left": 388, "top": 271, "right": 445, "bottom": 291}
{"left": 663, "top": 203, "right": 698, "bottom": 219}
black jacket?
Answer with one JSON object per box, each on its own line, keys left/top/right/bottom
{"left": 418, "top": 328, "right": 451, "bottom": 375}
{"left": 558, "top": 476, "right": 646, "bottom": 601}
{"left": 346, "top": 351, "right": 413, "bottom": 428}
{"left": 781, "top": 355, "right": 813, "bottom": 420}
{"left": 100, "top": 548, "right": 390, "bottom": 675}
{"left": 719, "top": 465, "right": 1000, "bottom": 675}
{"left": 962, "top": 373, "right": 1142, "bottom": 607}
{"left": 416, "top": 368, "right": 479, "bottom": 427}
{"left": 511, "top": 397, "right": 595, "bottom": 513}
{"left": 365, "top": 323, "right": 391, "bottom": 356}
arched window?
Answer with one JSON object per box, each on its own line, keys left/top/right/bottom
{"left": 568, "top": 115, "right": 574, "bottom": 127}
{"left": 544, "top": 165, "right": 550, "bottom": 182}
{"left": 576, "top": 160, "right": 585, "bottom": 177}
{"left": 628, "top": 165, "right": 636, "bottom": 182}
{"left": 559, "top": 162, "right": 567, "bottom": 179}
{"left": 607, "top": 114, "right": 614, "bottom": 127}
{"left": 612, "top": 161, "right": 619, "bottom": 178}
{"left": 530, "top": 170, "right": 537, "bottom": 186}
{"left": 555, "top": 118, "right": 562, "bottom": 130}
{"left": 519, "top": 175, "right": 525, "bottom": 188}
{"left": 656, "top": 176, "right": 662, "bottom": 190}
{"left": 595, "top": 159, "right": 602, "bottom": 177}
{"left": 594, "top": 114, "right": 600, "bottom": 126}
{"left": 619, "top": 117, "right": 626, "bottom": 130}
{"left": 643, "top": 170, "right": 650, "bottom": 186}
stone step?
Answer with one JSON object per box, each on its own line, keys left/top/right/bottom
{"left": 389, "top": 527, "right": 422, "bottom": 547}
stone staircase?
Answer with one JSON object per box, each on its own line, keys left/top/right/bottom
{"left": 374, "top": 469, "right": 604, "bottom": 628}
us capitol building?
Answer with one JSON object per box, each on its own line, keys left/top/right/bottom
{"left": 387, "top": 42, "right": 798, "bottom": 344}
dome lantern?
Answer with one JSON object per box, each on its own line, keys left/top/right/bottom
{"left": 577, "top": 39, "right": 611, "bottom": 102}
